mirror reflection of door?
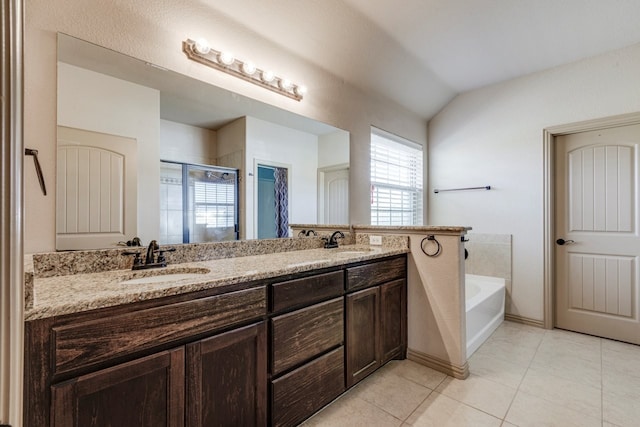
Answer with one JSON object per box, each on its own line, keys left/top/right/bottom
{"left": 56, "top": 126, "right": 137, "bottom": 250}
{"left": 319, "top": 166, "right": 349, "bottom": 224}
{"left": 257, "top": 165, "right": 289, "bottom": 239}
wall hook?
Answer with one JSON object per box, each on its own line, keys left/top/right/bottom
{"left": 25, "top": 148, "right": 47, "bottom": 195}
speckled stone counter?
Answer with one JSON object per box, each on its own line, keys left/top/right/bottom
{"left": 25, "top": 245, "right": 408, "bottom": 321}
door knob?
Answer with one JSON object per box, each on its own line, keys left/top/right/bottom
{"left": 556, "top": 238, "right": 575, "bottom": 245}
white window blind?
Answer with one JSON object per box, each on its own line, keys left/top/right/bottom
{"left": 370, "top": 130, "right": 423, "bottom": 225}
{"left": 194, "top": 181, "right": 236, "bottom": 228}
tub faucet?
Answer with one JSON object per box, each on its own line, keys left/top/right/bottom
{"left": 324, "top": 231, "right": 345, "bottom": 248}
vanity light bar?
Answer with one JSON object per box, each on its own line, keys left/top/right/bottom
{"left": 182, "top": 38, "right": 307, "bottom": 101}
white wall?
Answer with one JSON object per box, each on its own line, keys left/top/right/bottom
{"left": 159, "top": 120, "right": 217, "bottom": 166}
{"left": 245, "top": 116, "right": 318, "bottom": 239}
{"left": 428, "top": 42, "right": 640, "bottom": 321}
{"left": 318, "top": 130, "right": 350, "bottom": 168}
{"left": 57, "top": 62, "right": 160, "bottom": 244}
{"left": 24, "top": 0, "right": 427, "bottom": 253}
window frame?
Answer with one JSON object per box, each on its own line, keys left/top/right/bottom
{"left": 370, "top": 127, "right": 424, "bottom": 226}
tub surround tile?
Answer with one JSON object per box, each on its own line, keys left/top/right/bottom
{"left": 465, "top": 233, "right": 511, "bottom": 245}
{"left": 25, "top": 245, "right": 408, "bottom": 321}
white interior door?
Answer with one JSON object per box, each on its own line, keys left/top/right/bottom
{"left": 555, "top": 124, "right": 640, "bottom": 344}
{"left": 57, "top": 126, "right": 138, "bottom": 250}
{"left": 320, "top": 167, "right": 349, "bottom": 224}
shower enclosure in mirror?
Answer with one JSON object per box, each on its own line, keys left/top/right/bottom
{"left": 160, "top": 161, "right": 239, "bottom": 244}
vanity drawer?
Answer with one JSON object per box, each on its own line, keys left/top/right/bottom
{"left": 346, "top": 256, "right": 406, "bottom": 291}
{"left": 271, "top": 346, "right": 345, "bottom": 427}
{"left": 271, "top": 297, "right": 343, "bottom": 375}
{"left": 52, "top": 286, "right": 266, "bottom": 376}
{"left": 271, "top": 270, "right": 343, "bottom": 312}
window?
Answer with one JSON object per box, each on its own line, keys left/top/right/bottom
{"left": 193, "top": 180, "right": 236, "bottom": 228}
{"left": 370, "top": 128, "right": 423, "bottom": 225}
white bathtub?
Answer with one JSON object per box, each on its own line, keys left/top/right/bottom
{"left": 466, "top": 274, "right": 505, "bottom": 357}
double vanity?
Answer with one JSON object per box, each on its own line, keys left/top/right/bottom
{"left": 24, "top": 239, "right": 409, "bottom": 426}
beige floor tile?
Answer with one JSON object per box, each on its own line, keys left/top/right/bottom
{"left": 473, "top": 337, "right": 538, "bottom": 367}
{"left": 405, "top": 392, "right": 501, "bottom": 427}
{"left": 505, "top": 391, "right": 601, "bottom": 427}
{"left": 500, "top": 422, "right": 518, "bottom": 427}
{"left": 529, "top": 350, "right": 601, "bottom": 389}
{"left": 301, "top": 392, "right": 403, "bottom": 427}
{"left": 518, "top": 367, "right": 601, "bottom": 420}
{"left": 603, "top": 383, "right": 640, "bottom": 426}
{"left": 486, "top": 322, "right": 545, "bottom": 349}
{"left": 350, "top": 366, "right": 432, "bottom": 420}
{"left": 435, "top": 374, "right": 517, "bottom": 419}
{"left": 381, "top": 359, "right": 447, "bottom": 389}
{"left": 602, "top": 339, "right": 640, "bottom": 379}
{"left": 536, "top": 330, "right": 601, "bottom": 365}
{"left": 468, "top": 352, "right": 528, "bottom": 389}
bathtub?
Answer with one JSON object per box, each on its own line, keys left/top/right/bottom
{"left": 465, "top": 274, "right": 505, "bottom": 357}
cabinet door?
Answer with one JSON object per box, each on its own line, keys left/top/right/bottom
{"left": 345, "top": 287, "right": 380, "bottom": 388}
{"left": 51, "top": 348, "right": 185, "bottom": 427}
{"left": 186, "top": 322, "right": 267, "bottom": 427}
{"left": 380, "top": 279, "right": 407, "bottom": 364}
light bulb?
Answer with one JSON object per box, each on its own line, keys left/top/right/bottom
{"left": 279, "top": 79, "right": 293, "bottom": 91}
{"left": 194, "top": 38, "right": 211, "bottom": 55}
{"left": 262, "top": 70, "right": 275, "bottom": 83}
{"left": 219, "top": 51, "right": 235, "bottom": 66}
{"left": 295, "top": 85, "right": 308, "bottom": 96}
{"left": 241, "top": 61, "right": 257, "bottom": 75}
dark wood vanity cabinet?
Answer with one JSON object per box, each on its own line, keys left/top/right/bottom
{"left": 25, "top": 254, "right": 407, "bottom": 427}
{"left": 25, "top": 285, "right": 268, "bottom": 427}
{"left": 269, "top": 273, "right": 346, "bottom": 427}
{"left": 345, "top": 257, "right": 407, "bottom": 388}
{"left": 186, "top": 322, "right": 267, "bottom": 427}
{"left": 51, "top": 347, "right": 185, "bottom": 427}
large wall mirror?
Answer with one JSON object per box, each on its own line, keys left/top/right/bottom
{"left": 56, "top": 34, "right": 350, "bottom": 250}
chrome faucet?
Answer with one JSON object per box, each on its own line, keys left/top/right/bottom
{"left": 323, "top": 231, "right": 345, "bottom": 248}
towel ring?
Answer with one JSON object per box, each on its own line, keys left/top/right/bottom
{"left": 421, "top": 235, "right": 442, "bottom": 257}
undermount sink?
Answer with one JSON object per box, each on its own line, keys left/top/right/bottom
{"left": 119, "top": 267, "right": 210, "bottom": 285}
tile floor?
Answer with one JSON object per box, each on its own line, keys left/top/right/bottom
{"left": 301, "top": 321, "right": 640, "bottom": 427}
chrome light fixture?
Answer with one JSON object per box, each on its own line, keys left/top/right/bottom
{"left": 183, "top": 38, "right": 307, "bottom": 101}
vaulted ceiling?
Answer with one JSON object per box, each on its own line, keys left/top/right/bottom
{"left": 203, "top": 0, "right": 640, "bottom": 119}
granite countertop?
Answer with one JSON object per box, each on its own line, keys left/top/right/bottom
{"left": 25, "top": 245, "right": 408, "bottom": 321}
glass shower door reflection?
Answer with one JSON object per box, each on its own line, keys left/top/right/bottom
{"left": 160, "top": 161, "right": 238, "bottom": 244}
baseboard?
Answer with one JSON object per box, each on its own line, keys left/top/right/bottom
{"left": 504, "top": 313, "right": 545, "bottom": 328}
{"left": 407, "top": 349, "right": 469, "bottom": 379}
